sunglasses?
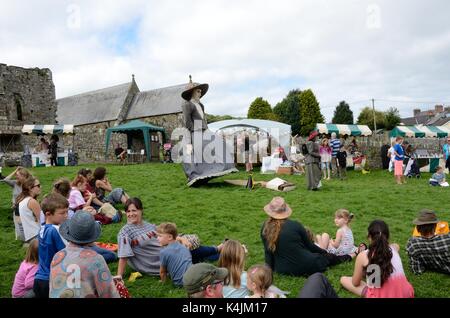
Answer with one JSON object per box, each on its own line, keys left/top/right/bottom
{"left": 211, "top": 280, "right": 224, "bottom": 286}
{"left": 33, "top": 184, "right": 41, "bottom": 188}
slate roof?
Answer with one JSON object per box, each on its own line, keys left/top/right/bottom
{"left": 126, "top": 84, "right": 185, "bottom": 120}
{"left": 56, "top": 82, "right": 132, "bottom": 126}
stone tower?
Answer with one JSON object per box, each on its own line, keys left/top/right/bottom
{"left": 0, "top": 63, "right": 56, "bottom": 156}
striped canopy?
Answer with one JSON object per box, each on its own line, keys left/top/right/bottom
{"left": 22, "top": 124, "right": 74, "bottom": 135}
{"left": 390, "top": 125, "right": 450, "bottom": 138}
{"left": 315, "top": 124, "right": 372, "bottom": 136}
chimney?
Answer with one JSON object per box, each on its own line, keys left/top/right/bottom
{"left": 435, "top": 105, "right": 444, "bottom": 113}
{"left": 413, "top": 109, "right": 421, "bottom": 117}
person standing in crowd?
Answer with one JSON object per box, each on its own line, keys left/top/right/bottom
{"left": 443, "top": 137, "right": 450, "bottom": 172}
{"left": 393, "top": 136, "right": 406, "bottom": 184}
{"left": 329, "top": 132, "right": 341, "bottom": 178}
{"left": 49, "top": 135, "right": 59, "bottom": 166}
{"left": 305, "top": 131, "right": 321, "bottom": 191}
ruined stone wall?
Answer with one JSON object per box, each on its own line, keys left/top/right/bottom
{"left": 0, "top": 64, "right": 56, "bottom": 124}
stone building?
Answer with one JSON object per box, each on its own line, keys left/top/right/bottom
{"left": 56, "top": 75, "right": 186, "bottom": 162}
{"left": 0, "top": 64, "right": 57, "bottom": 164}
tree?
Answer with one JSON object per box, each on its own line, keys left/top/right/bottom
{"left": 356, "top": 107, "right": 386, "bottom": 130}
{"left": 299, "top": 89, "right": 325, "bottom": 136}
{"left": 332, "top": 101, "right": 353, "bottom": 124}
{"left": 384, "top": 107, "right": 401, "bottom": 130}
{"left": 273, "top": 89, "right": 302, "bottom": 135}
{"left": 247, "top": 97, "right": 273, "bottom": 120}
{"left": 206, "top": 114, "right": 235, "bottom": 124}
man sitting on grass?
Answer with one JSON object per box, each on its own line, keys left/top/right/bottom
{"left": 406, "top": 209, "right": 450, "bottom": 275}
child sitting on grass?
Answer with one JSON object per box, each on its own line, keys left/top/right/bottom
{"left": 156, "top": 222, "right": 192, "bottom": 287}
{"left": 218, "top": 239, "right": 250, "bottom": 298}
{"left": 246, "top": 264, "right": 288, "bottom": 298}
{"left": 429, "top": 166, "right": 449, "bottom": 187}
{"left": 11, "top": 238, "right": 39, "bottom": 298}
{"left": 316, "top": 209, "right": 358, "bottom": 256}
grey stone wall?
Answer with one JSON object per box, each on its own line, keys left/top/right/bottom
{"left": 0, "top": 64, "right": 56, "bottom": 124}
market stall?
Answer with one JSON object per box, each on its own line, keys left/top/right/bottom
{"left": 315, "top": 123, "right": 372, "bottom": 169}
{"left": 21, "top": 124, "right": 75, "bottom": 167}
{"left": 389, "top": 125, "right": 450, "bottom": 172}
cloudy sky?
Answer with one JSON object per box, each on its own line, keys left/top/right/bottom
{"left": 1, "top": 0, "right": 450, "bottom": 121}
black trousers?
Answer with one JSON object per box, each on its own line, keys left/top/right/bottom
{"left": 50, "top": 155, "right": 57, "bottom": 166}
{"left": 298, "top": 273, "right": 338, "bottom": 298}
{"left": 33, "top": 279, "right": 49, "bottom": 298}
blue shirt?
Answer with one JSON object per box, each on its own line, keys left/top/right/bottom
{"left": 35, "top": 224, "right": 66, "bottom": 281}
{"left": 330, "top": 139, "right": 341, "bottom": 158}
{"left": 443, "top": 144, "right": 450, "bottom": 160}
{"left": 160, "top": 242, "right": 192, "bottom": 286}
{"left": 394, "top": 144, "right": 404, "bottom": 161}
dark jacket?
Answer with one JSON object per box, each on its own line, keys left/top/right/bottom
{"left": 261, "top": 219, "right": 329, "bottom": 276}
{"left": 336, "top": 150, "right": 347, "bottom": 167}
{"left": 182, "top": 101, "right": 208, "bottom": 132}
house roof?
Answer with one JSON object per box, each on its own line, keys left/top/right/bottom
{"left": 126, "top": 84, "right": 186, "bottom": 120}
{"left": 400, "top": 115, "right": 430, "bottom": 126}
{"left": 56, "top": 82, "right": 132, "bottom": 126}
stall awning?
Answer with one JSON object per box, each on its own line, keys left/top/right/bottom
{"left": 315, "top": 124, "right": 372, "bottom": 136}
{"left": 390, "top": 125, "right": 450, "bottom": 138}
{"left": 22, "top": 124, "right": 74, "bottom": 135}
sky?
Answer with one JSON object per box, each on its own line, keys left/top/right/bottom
{"left": 1, "top": 0, "right": 450, "bottom": 122}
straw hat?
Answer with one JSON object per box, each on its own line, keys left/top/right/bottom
{"left": 264, "top": 196, "right": 292, "bottom": 219}
{"left": 181, "top": 75, "right": 209, "bottom": 101}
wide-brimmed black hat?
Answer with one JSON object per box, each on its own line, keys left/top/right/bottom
{"left": 59, "top": 211, "right": 101, "bottom": 244}
{"left": 181, "top": 75, "right": 209, "bottom": 101}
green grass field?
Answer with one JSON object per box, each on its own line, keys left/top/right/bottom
{"left": 1, "top": 163, "right": 449, "bottom": 298}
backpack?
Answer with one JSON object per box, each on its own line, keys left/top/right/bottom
{"left": 301, "top": 143, "right": 309, "bottom": 156}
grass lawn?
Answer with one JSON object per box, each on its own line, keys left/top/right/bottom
{"left": 0, "top": 163, "right": 449, "bottom": 298}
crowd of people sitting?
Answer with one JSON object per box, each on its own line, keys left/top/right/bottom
{"left": 1, "top": 165, "right": 449, "bottom": 298}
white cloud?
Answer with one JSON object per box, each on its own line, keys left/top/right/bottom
{"left": 1, "top": 0, "right": 450, "bottom": 122}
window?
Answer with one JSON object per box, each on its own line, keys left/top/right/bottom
{"left": 14, "top": 93, "right": 23, "bottom": 121}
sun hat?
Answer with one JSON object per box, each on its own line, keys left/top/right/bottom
{"left": 412, "top": 209, "right": 439, "bottom": 225}
{"left": 59, "top": 211, "right": 101, "bottom": 245}
{"left": 181, "top": 75, "right": 209, "bottom": 101}
{"left": 183, "top": 263, "right": 228, "bottom": 294}
{"left": 263, "top": 196, "right": 292, "bottom": 219}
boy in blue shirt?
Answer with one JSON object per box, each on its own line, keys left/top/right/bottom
{"left": 33, "top": 193, "right": 68, "bottom": 298}
{"left": 156, "top": 223, "right": 192, "bottom": 287}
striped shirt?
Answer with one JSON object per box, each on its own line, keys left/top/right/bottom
{"left": 329, "top": 139, "right": 341, "bottom": 158}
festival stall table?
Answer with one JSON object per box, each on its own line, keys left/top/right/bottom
{"left": 390, "top": 125, "right": 450, "bottom": 173}
{"left": 315, "top": 123, "right": 372, "bottom": 169}
{"left": 21, "top": 124, "right": 76, "bottom": 167}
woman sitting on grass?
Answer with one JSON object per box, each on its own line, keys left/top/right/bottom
{"left": 261, "top": 197, "right": 352, "bottom": 277}
{"left": 340, "top": 220, "right": 414, "bottom": 298}
{"left": 92, "top": 167, "right": 129, "bottom": 208}
{"left": 116, "top": 198, "right": 161, "bottom": 281}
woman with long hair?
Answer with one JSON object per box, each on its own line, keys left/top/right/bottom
{"left": 261, "top": 197, "right": 351, "bottom": 277}
{"left": 16, "top": 177, "right": 42, "bottom": 242}
{"left": 340, "top": 220, "right": 414, "bottom": 298}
